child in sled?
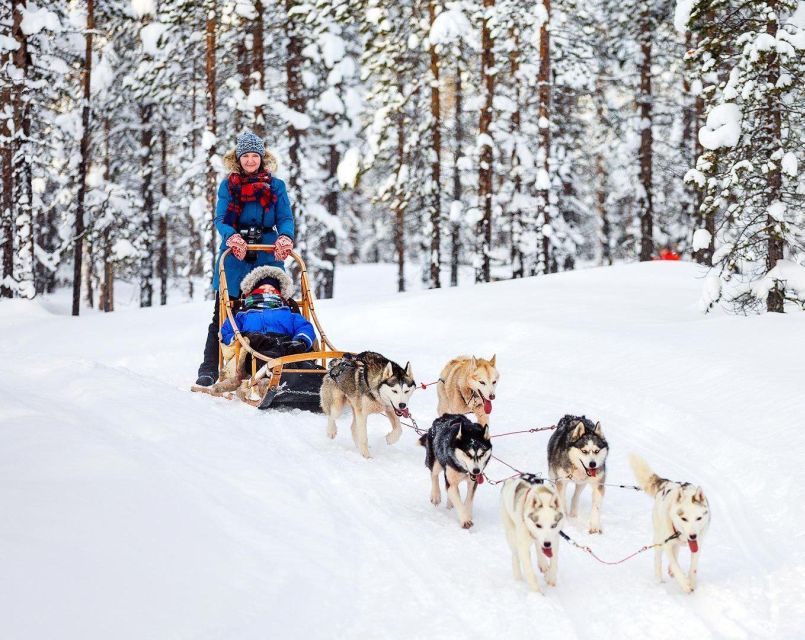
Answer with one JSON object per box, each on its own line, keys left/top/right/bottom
{"left": 215, "top": 265, "right": 316, "bottom": 392}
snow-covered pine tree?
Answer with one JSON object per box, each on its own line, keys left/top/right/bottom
{"left": 687, "top": 0, "right": 805, "bottom": 312}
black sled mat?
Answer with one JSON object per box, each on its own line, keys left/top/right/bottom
{"left": 258, "top": 360, "right": 326, "bottom": 412}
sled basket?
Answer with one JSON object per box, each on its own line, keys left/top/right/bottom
{"left": 202, "top": 244, "right": 347, "bottom": 411}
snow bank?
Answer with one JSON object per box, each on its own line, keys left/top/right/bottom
{"left": 699, "top": 103, "right": 742, "bottom": 150}
{"left": 140, "top": 22, "right": 167, "bottom": 56}
{"left": 20, "top": 6, "right": 60, "bottom": 35}
{"left": 336, "top": 147, "right": 361, "bottom": 188}
{"left": 2, "top": 264, "right": 804, "bottom": 639}
{"left": 429, "top": 8, "right": 471, "bottom": 45}
{"left": 131, "top": 0, "right": 156, "bottom": 18}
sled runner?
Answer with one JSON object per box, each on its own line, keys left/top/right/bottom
{"left": 197, "top": 244, "right": 346, "bottom": 411}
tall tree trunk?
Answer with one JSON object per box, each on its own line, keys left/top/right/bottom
{"left": 394, "top": 110, "right": 405, "bottom": 293}
{"left": 205, "top": 1, "right": 217, "bottom": 280}
{"left": 428, "top": 1, "right": 442, "bottom": 288}
{"left": 253, "top": 0, "right": 266, "bottom": 137}
{"left": 637, "top": 9, "right": 654, "bottom": 262}
{"left": 317, "top": 138, "right": 338, "bottom": 299}
{"left": 450, "top": 54, "right": 463, "bottom": 288}
{"left": 509, "top": 28, "right": 524, "bottom": 278}
{"left": 235, "top": 24, "right": 250, "bottom": 134}
{"left": 765, "top": 10, "right": 784, "bottom": 313}
{"left": 536, "top": 0, "right": 552, "bottom": 274}
{"left": 140, "top": 104, "right": 154, "bottom": 307}
{"left": 285, "top": 0, "right": 304, "bottom": 252}
{"left": 476, "top": 0, "right": 495, "bottom": 284}
{"left": 11, "top": 0, "right": 33, "bottom": 298}
{"left": 71, "top": 0, "right": 93, "bottom": 314}
{"left": 100, "top": 118, "right": 114, "bottom": 312}
{"left": 0, "top": 79, "right": 12, "bottom": 298}
{"left": 159, "top": 129, "right": 169, "bottom": 305}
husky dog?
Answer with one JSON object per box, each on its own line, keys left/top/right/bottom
{"left": 629, "top": 454, "right": 710, "bottom": 593}
{"left": 547, "top": 414, "right": 609, "bottom": 534}
{"left": 500, "top": 474, "right": 563, "bottom": 593}
{"left": 320, "top": 351, "right": 415, "bottom": 458}
{"left": 419, "top": 414, "right": 492, "bottom": 529}
{"left": 436, "top": 355, "right": 499, "bottom": 426}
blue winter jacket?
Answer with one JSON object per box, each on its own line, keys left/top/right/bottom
{"left": 220, "top": 307, "right": 316, "bottom": 349}
{"left": 212, "top": 176, "right": 295, "bottom": 296}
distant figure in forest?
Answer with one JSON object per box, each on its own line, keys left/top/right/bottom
{"left": 195, "top": 130, "right": 296, "bottom": 387}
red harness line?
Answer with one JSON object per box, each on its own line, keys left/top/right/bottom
{"left": 560, "top": 531, "right": 681, "bottom": 565}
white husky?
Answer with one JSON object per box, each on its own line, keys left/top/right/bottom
{"left": 500, "top": 474, "right": 563, "bottom": 593}
{"left": 629, "top": 454, "right": 711, "bottom": 593}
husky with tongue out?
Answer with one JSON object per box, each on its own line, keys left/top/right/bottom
{"left": 419, "top": 414, "right": 492, "bottom": 529}
{"left": 500, "top": 474, "right": 564, "bottom": 593}
{"left": 321, "top": 351, "right": 415, "bottom": 459}
{"left": 436, "top": 355, "right": 499, "bottom": 427}
{"left": 547, "top": 414, "right": 609, "bottom": 534}
{"left": 629, "top": 454, "right": 710, "bottom": 593}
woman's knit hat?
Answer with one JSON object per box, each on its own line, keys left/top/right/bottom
{"left": 236, "top": 130, "right": 265, "bottom": 159}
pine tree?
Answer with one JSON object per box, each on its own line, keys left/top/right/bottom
{"left": 687, "top": 0, "right": 805, "bottom": 312}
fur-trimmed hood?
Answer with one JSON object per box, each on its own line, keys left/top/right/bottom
{"left": 223, "top": 146, "right": 279, "bottom": 174}
{"left": 239, "top": 266, "right": 295, "bottom": 299}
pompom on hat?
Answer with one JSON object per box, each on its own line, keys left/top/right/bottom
{"left": 236, "top": 130, "right": 265, "bottom": 159}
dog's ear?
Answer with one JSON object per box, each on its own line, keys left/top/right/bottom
{"left": 692, "top": 486, "right": 706, "bottom": 504}
{"left": 672, "top": 487, "right": 684, "bottom": 503}
{"left": 489, "top": 354, "right": 496, "bottom": 367}
{"left": 456, "top": 424, "right": 462, "bottom": 440}
{"left": 470, "top": 356, "right": 477, "bottom": 367}
{"left": 383, "top": 362, "right": 393, "bottom": 379}
{"left": 571, "top": 421, "right": 586, "bottom": 440}
{"left": 483, "top": 425, "right": 491, "bottom": 441}
{"left": 404, "top": 361, "right": 413, "bottom": 379}
{"left": 594, "top": 421, "right": 604, "bottom": 437}
{"left": 551, "top": 494, "right": 562, "bottom": 513}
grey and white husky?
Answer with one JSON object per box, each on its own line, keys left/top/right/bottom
{"left": 419, "top": 414, "right": 492, "bottom": 529}
{"left": 500, "top": 474, "right": 563, "bottom": 593}
{"left": 630, "top": 454, "right": 711, "bottom": 593}
{"left": 320, "top": 351, "right": 415, "bottom": 458}
{"left": 547, "top": 414, "right": 609, "bottom": 533}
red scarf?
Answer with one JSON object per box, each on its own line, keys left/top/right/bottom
{"left": 224, "top": 171, "right": 278, "bottom": 227}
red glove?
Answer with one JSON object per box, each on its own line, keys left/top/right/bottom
{"left": 274, "top": 235, "right": 294, "bottom": 261}
{"left": 226, "top": 233, "right": 247, "bottom": 260}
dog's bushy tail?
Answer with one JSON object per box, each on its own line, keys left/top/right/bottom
{"left": 629, "top": 453, "right": 664, "bottom": 497}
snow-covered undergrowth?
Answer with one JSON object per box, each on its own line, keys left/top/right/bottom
{"left": 1, "top": 262, "right": 803, "bottom": 639}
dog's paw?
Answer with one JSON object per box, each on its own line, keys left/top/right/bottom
{"left": 461, "top": 519, "right": 474, "bottom": 529}
{"left": 326, "top": 428, "right": 337, "bottom": 439}
{"left": 446, "top": 500, "right": 454, "bottom": 510}
{"left": 568, "top": 510, "right": 578, "bottom": 518}
{"left": 386, "top": 429, "right": 401, "bottom": 445}
{"left": 527, "top": 583, "right": 544, "bottom": 595}
{"left": 546, "top": 576, "right": 557, "bottom": 587}
{"left": 359, "top": 448, "right": 372, "bottom": 459}
{"left": 588, "top": 525, "right": 602, "bottom": 534}
{"left": 681, "top": 580, "right": 693, "bottom": 594}
{"left": 668, "top": 566, "right": 675, "bottom": 578}
{"left": 430, "top": 493, "right": 441, "bottom": 506}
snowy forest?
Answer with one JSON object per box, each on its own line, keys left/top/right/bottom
{"left": 1, "top": 0, "right": 804, "bottom": 314}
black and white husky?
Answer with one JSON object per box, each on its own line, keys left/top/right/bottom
{"left": 419, "top": 414, "right": 492, "bottom": 529}
{"left": 547, "top": 414, "right": 609, "bottom": 533}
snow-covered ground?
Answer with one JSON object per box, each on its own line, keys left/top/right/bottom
{"left": 1, "top": 262, "right": 803, "bottom": 639}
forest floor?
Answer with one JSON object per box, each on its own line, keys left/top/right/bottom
{"left": 1, "top": 261, "right": 803, "bottom": 639}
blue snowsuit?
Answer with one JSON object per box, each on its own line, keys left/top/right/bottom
{"left": 220, "top": 305, "right": 316, "bottom": 350}
{"left": 212, "top": 176, "right": 295, "bottom": 296}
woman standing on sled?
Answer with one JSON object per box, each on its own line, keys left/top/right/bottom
{"left": 195, "top": 130, "right": 296, "bottom": 387}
